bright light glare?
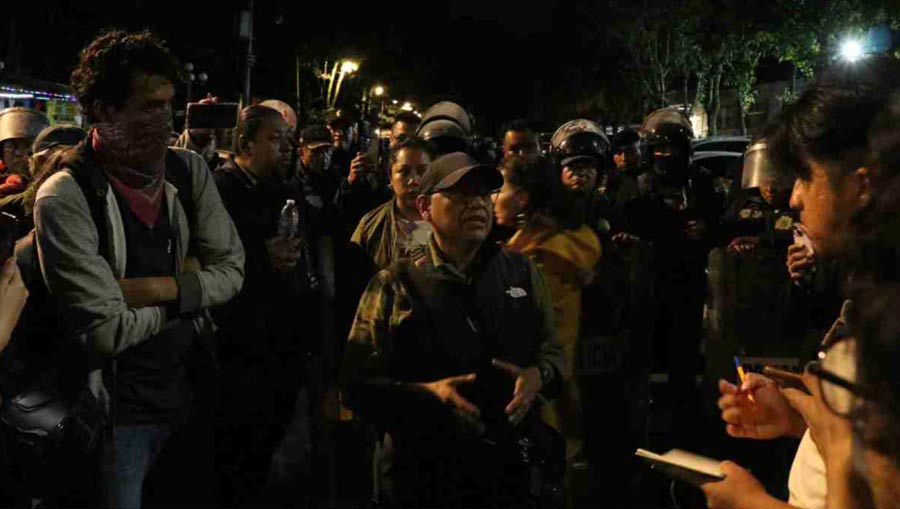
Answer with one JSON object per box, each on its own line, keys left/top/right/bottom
{"left": 401, "top": 102, "right": 413, "bottom": 111}
{"left": 374, "top": 85, "right": 385, "bottom": 97}
{"left": 840, "top": 38, "right": 864, "bottom": 62}
{"left": 341, "top": 60, "right": 359, "bottom": 74}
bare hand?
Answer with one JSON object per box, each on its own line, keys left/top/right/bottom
{"left": 348, "top": 152, "right": 373, "bottom": 184}
{"left": 0, "top": 258, "right": 28, "bottom": 353}
{"left": 612, "top": 232, "right": 642, "bottom": 248}
{"left": 717, "top": 374, "right": 806, "bottom": 440}
{"left": 727, "top": 236, "right": 760, "bottom": 257}
{"left": 701, "top": 461, "right": 771, "bottom": 509}
{"left": 786, "top": 244, "right": 815, "bottom": 283}
{"left": 418, "top": 373, "right": 479, "bottom": 417}
{"left": 265, "top": 236, "right": 302, "bottom": 273}
{"left": 493, "top": 359, "right": 543, "bottom": 425}
{"left": 685, "top": 219, "right": 707, "bottom": 240}
{"left": 781, "top": 369, "right": 854, "bottom": 468}
{"left": 198, "top": 94, "right": 220, "bottom": 105}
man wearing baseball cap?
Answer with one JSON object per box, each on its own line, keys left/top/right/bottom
{"left": 341, "top": 152, "right": 565, "bottom": 507}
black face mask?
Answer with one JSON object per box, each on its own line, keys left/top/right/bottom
{"left": 653, "top": 154, "right": 689, "bottom": 186}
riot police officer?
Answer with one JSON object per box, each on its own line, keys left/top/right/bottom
{"left": 548, "top": 119, "right": 618, "bottom": 233}
{"left": 721, "top": 140, "right": 795, "bottom": 254}
{"left": 0, "top": 108, "right": 50, "bottom": 219}
{"left": 416, "top": 101, "right": 472, "bottom": 157}
{"left": 622, "top": 108, "right": 724, "bottom": 445}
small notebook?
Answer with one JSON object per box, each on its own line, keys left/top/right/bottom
{"left": 635, "top": 448, "right": 725, "bottom": 486}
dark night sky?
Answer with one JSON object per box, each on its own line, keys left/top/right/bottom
{"left": 5, "top": 1, "right": 625, "bottom": 133}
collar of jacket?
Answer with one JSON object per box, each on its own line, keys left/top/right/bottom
{"left": 424, "top": 233, "right": 500, "bottom": 284}
{"left": 219, "top": 155, "right": 262, "bottom": 190}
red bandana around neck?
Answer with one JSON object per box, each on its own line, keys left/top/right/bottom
{"left": 92, "top": 129, "right": 167, "bottom": 227}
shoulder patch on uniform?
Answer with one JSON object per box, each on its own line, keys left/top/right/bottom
{"left": 775, "top": 215, "right": 794, "bottom": 231}
{"left": 506, "top": 287, "right": 528, "bottom": 299}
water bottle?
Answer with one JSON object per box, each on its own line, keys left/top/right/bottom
{"left": 278, "top": 199, "right": 299, "bottom": 239}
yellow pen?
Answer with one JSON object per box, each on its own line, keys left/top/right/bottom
{"left": 734, "top": 356, "right": 756, "bottom": 403}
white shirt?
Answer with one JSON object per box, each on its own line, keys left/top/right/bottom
{"left": 788, "top": 431, "right": 827, "bottom": 509}
{"left": 787, "top": 300, "right": 854, "bottom": 509}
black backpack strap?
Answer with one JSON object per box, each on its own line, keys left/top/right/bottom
{"left": 164, "top": 149, "right": 194, "bottom": 226}
{"left": 64, "top": 140, "right": 114, "bottom": 266}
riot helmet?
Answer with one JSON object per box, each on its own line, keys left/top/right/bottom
{"left": 550, "top": 119, "right": 610, "bottom": 169}
{"left": 0, "top": 107, "right": 50, "bottom": 174}
{"left": 417, "top": 101, "right": 472, "bottom": 156}
{"left": 0, "top": 107, "right": 50, "bottom": 146}
{"left": 641, "top": 108, "right": 693, "bottom": 186}
{"left": 742, "top": 140, "right": 793, "bottom": 206}
{"left": 550, "top": 119, "right": 610, "bottom": 194}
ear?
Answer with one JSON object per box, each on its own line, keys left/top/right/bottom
{"left": 515, "top": 189, "right": 529, "bottom": 210}
{"left": 855, "top": 167, "right": 872, "bottom": 208}
{"left": 93, "top": 100, "right": 118, "bottom": 123}
{"left": 415, "top": 194, "right": 431, "bottom": 221}
{"left": 238, "top": 134, "right": 252, "bottom": 155}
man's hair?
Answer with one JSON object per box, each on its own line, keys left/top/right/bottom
{"left": 502, "top": 118, "right": 535, "bottom": 138}
{"left": 389, "top": 136, "right": 433, "bottom": 166}
{"left": 393, "top": 111, "right": 422, "bottom": 127}
{"left": 499, "top": 154, "right": 555, "bottom": 215}
{"left": 233, "top": 105, "right": 283, "bottom": 154}
{"left": 768, "top": 56, "right": 900, "bottom": 185}
{"left": 71, "top": 29, "right": 180, "bottom": 123}
{"left": 842, "top": 92, "right": 900, "bottom": 468}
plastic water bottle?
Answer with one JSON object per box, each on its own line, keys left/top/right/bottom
{"left": 278, "top": 199, "right": 299, "bottom": 239}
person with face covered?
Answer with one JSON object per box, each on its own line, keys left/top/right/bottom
{"left": 298, "top": 124, "right": 341, "bottom": 219}
{"left": 28, "top": 30, "right": 244, "bottom": 508}
{"left": 341, "top": 152, "right": 564, "bottom": 507}
{"left": 614, "top": 109, "right": 724, "bottom": 445}
{"left": 702, "top": 56, "right": 900, "bottom": 509}
{"left": 213, "top": 104, "right": 320, "bottom": 505}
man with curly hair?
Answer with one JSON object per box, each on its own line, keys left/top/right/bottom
{"left": 27, "top": 29, "right": 244, "bottom": 508}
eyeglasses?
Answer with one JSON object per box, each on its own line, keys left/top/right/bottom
{"left": 807, "top": 337, "right": 876, "bottom": 417}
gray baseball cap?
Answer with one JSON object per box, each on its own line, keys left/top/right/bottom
{"left": 419, "top": 152, "right": 502, "bottom": 195}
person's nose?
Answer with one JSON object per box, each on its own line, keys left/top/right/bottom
{"left": 789, "top": 178, "right": 804, "bottom": 211}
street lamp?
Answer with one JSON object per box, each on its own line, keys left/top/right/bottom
{"left": 839, "top": 38, "right": 865, "bottom": 62}
{"left": 331, "top": 59, "right": 360, "bottom": 109}
{"left": 373, "top": 85, "right": 385, "bottom": 97}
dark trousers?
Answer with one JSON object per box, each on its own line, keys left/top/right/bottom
{"left": 101, "top": 425, "right": 171, "bottom": 509}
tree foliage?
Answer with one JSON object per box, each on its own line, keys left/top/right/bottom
{"left": 608, "top": 0, "right": 899, "bottom": 135}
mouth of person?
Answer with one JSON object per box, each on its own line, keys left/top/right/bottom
{"left": 463, "top": 215, "right": 487, "bottom": 226}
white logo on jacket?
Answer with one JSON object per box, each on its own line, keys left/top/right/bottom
{"left": 506, "top": 287, "right": 528, "bottom": 299}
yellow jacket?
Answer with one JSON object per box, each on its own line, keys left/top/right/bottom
{"left": 506, "top": 215, "right": 601, "bottom": 450}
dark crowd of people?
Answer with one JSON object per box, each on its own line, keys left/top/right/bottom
{"left": 0, "top": 28, "right": 899, "bottom": 509}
